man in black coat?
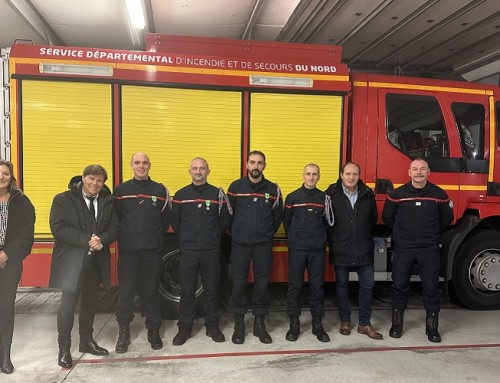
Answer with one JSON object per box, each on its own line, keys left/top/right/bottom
{"left": 49, "top": 165, "right": 119, "bottom": 368}
{"left": 382, "top": 158, "right": 453, "bottom": 343}
{"left": 326, "top": 162, "right": 382, "bottom": 340}
{"left": 283, "top": 163, "right": 333, "bottom": 342}
{"left": 171, "top": 157, "right": 231, "bottom": 346}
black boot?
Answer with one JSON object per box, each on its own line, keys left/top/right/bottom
{"left": 147, "top": 329, "right": 163, "bottom": 350}
{"left": 285, "top": 316, "right": 300, "bottom": 342}
{"left": 57, "top": 347, "right": 72, "bottom": 369}
{"left": 0, "top": 345, "right": 14, "bottom": 374}
{"left": 115, "top": 324, "right": 131, "bottom": 354}
{"left": 312, "top": 317, "right": 330, "bottom": 342}
{"left": 253, "top": 315, "right": 272, "bottom": 344}
{"left": 232, "top": 315, "right": 246, "bottom": 344}
{"left": 389, "top": 308, "right": 404, "bottom": 338}
{"left": 425, "top": 311, "right": 442, "bottom": 343}
{"left": 172, "top": 327, "right": 192, "bottom": 346}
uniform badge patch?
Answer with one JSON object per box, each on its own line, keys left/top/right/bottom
{"left": 152, "top": 196, "right": 157, "bottom": 206}
{"left": 449, "top": 200, "right": 454, "bottom": 208}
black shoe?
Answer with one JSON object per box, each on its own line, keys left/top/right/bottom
{"left": 232, "top": 315, "right": 246, "bottom": 345}
{"left": 172, "top": 327, "right": 192, "bottom": 346}
{"left": 253, "top": 316, "right": 272, "bottom": 344}
{"left": 206, "top": 327, "right": 226, "bottom": 343}
{"left": 389, "top": 308, "right": 404, "bottom": 338}
{"left": 115, "top": 325, "right": 131, "bottom": 354}
{"left": 285, "top": 316, "right": 300, "bottom": 342}
{"left": 0, "top": 346, "right": 14, "bottom": 374}
{"left": 79, "top": 340, "right": 109, "bottom": 356}
{"left": 312, "top": 320, "right": 330, "bottom": 343}
{"left": 147, "top": 329, "right": 163, "bottom": 350}
{"left": 425, "top": 311, "right": 442, "bottom": 343}
{"left": 57, "top": 348, "right": 72, "bottom": 369}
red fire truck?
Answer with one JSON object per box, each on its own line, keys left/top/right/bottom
{"left": 1, "top": 34, "right": 500, "bottom": 314}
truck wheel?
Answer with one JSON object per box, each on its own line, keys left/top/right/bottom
{"left": 452, "top": 230, "right": 500, "bottom": 309}
{"left": 159, "top": 246, "right": 204, "bottom": 319}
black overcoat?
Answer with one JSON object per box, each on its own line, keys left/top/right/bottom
{"left": 49, "top": 183, "right": 119, "bottom": 292}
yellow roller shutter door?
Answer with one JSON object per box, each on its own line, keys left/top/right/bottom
{"left": 121, "top": 86, "right": 241, "bottom": 192}
{"left": 22, "top": 81, "right": 112, "bottom": 238}
{"left": 250, "top": 93, "right": 343, "bottom": 196}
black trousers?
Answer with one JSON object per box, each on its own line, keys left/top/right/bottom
{"left": 116, "top": 249, "right": 162, "bottom": 330}
{"left": 0, "top": 260, "right": 22, "bottom": 347}
{"left": 286, "top": 249, "right": 326, "bottom": 318}
{"left": 229, "top": 241, "right": 273, "bottom": 316}
{"left": 57, "top": 252, "right": 101, "bottom": 348}
{"left": 391, "top": 246, "right": 441, "bottom": 312}
{"left": 177, "top": 249, "right": 220, "bottom": 329}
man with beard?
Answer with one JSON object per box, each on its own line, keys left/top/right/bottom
{"left": 382, "top": 158, "right": 453, "bottom": 343}
{"left": 227, "top": 151, "right": 283, "bottom": 344}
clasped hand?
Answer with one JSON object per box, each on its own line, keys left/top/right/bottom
{"left": 88, "top": 234, "right": 103, "bottom": 251}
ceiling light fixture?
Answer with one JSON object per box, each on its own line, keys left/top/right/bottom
{"left": 125, "top": 0, "right": 146, "bottom": 29}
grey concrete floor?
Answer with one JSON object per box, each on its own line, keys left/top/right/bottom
{"left": 3, "top": 286, "right": 500, "bottom": 382}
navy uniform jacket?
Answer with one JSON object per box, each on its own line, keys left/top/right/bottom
{"left": 171, "top": 182, "right": 231, "bottom": 251}
{"left": 114, "top": 177, "right": 170, "bottom": 252}
{"left": 227, "top": 176, "right": 283, "bottom": 246}
{"left": 382, "top": 181, "right": 454, "bottom": 250}
{"left": 283, "top": 185, "right": 333, "bottom": 251}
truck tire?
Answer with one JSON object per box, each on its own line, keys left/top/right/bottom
{"left": 159, "top": 237, "right": 204, "bottom": 319}
{"left": 452, "top": 230, "right": 500, "bottom": 310}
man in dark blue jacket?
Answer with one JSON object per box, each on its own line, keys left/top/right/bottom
{"left": 171, "top": 157, "right": 231, "bottom": 346}
{"left": 114, "top": 152, "right": 170, "bottom": 353}
{"left": 227, "top": 150, "right": 283, "bottom": 344}
{"left": 326, "top": 162, "right": 383, "bottom": 340}
{"left": 284, "top": 164, "right": 333, "bottom": 342}
{"left": 382, "top": 158, "right": 453, "bottom": 343}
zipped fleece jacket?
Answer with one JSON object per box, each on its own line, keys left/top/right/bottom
{"left": 382, "top": 181, "right": 454, "bottom": 250}
{"left": 283, "top": 185, "right": 332, "bottom": 250}
{"left": 114, "top": 177, "right": 170, "bottom": 251}
{"left": 227, "top": 176, "right": 283, "bottom": 246}
{"left": 171, "top": 182, "right": 231, "bottom": 250}
{"left": 326, "top": 179, "right": 377, "bottom": 266}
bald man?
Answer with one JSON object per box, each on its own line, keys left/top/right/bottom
{"left": 171, "top": 157, "right": 232, "bottom": 346}
{"left": 114, "top": 152, "right": 171, "bottom": 353}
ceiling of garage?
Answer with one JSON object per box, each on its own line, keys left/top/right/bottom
{"left": 1, "top": 0, "right": 500, "bottom": 83}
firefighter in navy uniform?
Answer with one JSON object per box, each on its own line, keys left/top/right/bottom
{"left": 227, "top": 150, "right": 283, "bottom": 345}
{"left": 283, "top": 163, "right": 333, "bottom": 342}
{"left": 171, "top": 157, "right": 232, "bottom": 346}
{"left": 382, "top": 158, "right": 453, "bottom": 343}
{"left": 114, "top": 152, "right": 170, "bottom": 353}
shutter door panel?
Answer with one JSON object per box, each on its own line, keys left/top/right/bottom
{"left": 250, "top": 93, "right": 343, "bottom": 196}
{"left": 22, "top": 80, "right": 112, "bottom": 238}
{"left": 121, "top": 86, "right": 241, "bottom": 192}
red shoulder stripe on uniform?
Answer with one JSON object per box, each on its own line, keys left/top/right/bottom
{"left": 172, "top": 199, "right": 220, "bottom": 205}
{"left": 387, "top": 196, "right": 450, "bottom": 203}
{"left": 227, "top": 192, "right": 277, "bottom": 200}
{"left": 285, "top": 203, "right": 325, "bottom": 209}
{"left": 116, "top": 194, "right": 167, "bottom": 201}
